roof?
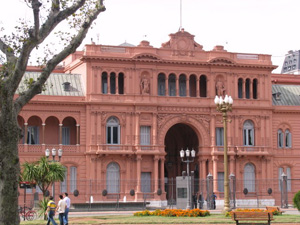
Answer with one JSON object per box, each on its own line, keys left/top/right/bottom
{"left": 17, "top": 72, "right": 85, "bottom": 96}
{"left": 119, "top": 42, "right": 135, "bottom": 47}
{"left": 272, "top": 84, "right": 300, "bottom": 106}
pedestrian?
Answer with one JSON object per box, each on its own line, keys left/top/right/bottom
{"left": 45, "top": 196, "right": 57, "bottom": 225}
{"left": 198, "top": 193, "right": 203, "bottom": 209}
{"left": 56, "top": 195, "right": 66, "bottom": 225}
{"left": 63, "top": 192, "right": 71, "bottom": 225}
{"left": 192, "top": 193, "right": 197, "bottom": 209}
{"left": 212, "top": 193, "right": 217, "bottom": 209}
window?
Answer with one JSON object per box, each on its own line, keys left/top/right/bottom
{"left": 200, "top": 75, "right": 207, "bottom": 97}
{"left": 62, "top": 127, "right": 70, "bottom": 145}
{"left": 168, "top": 74, "right": 176, "bottom": 96}
{"left": 118, "top": 73, "right": 124, "bottom": 94}
{"left": 140, "top": 126, "right": 151, "bottom": 145}
{"left": 179, "top": 75, "right": 186, "bottom": 97}
{"left": 243, "top": 120, "right": 254, "bottom": 146}
{"left": 285, "top": 129, "right": 292, "bottom": 148}
{"left": 244, "top": 163, "right": 255, "bottom": 192}
{"left": 279, "top": 167, "right": 291, "bottom": 192}
{"left": 217, "top": 172, "right": 224, "bottom": 192}
{"left": 158, "top": 73, "right": 166, "bottom": 96}
{"left": 60, "top": 167, "right": 67, "bottom": 193}
{"left": 216, "top": 127, "right": 224, "bottom": 146}
{"left": 189, "top": 75, "right": 196, "bottom": 97}
{"left": 110, "top": 72, "right": 116, "bottom": 94}
{"left": 106, "top": 117, "right": 120, "bottom": 144}
{"left": 253, "top": 79, "right": 258, "bottom": 99}
{"left": 141, "top": 172, "right": 151, "bottom": 193}
{"left": 238, "top": 78, "right": 243, "bottom": 99}
{"left": 106, "top": 162, "right": 120, "bottom": 193}
{"left": 278, "top": 129, "right": 283, "bottom": 148}
{"left": 27, "top": 126, "right": 39, "bottom": 144}
{"left": 102, "top": 72, "right": 108, "bottom": 94}
{"left": 245, "top": 79, "right": 250, "bottom": 99}
{"left": 70, "top": 166, "right": 77, "bottom": 193}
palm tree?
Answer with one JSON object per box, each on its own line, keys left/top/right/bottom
{"left": 22, "top": 157, "right": 66, "bottom": 196}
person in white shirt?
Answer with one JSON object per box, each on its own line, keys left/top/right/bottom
{"left": 56, "top": 195, "right": 66, "bottom": 225}
{"left": 63, "top": 192, "right": 71, "bottom": 225}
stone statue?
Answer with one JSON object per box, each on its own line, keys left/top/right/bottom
{"left": 140, "top": 76, "right": 150, "bottom": 94}
{"left": 216, "top": 79, "right": 225, "bottom": 96}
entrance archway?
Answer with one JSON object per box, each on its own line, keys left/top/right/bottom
{"left": 164, "top": 123, "right": 199, "bottom": 202}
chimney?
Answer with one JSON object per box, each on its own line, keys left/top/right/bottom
{"left": 63, "top": 82, "right": 71, "bottom": 91}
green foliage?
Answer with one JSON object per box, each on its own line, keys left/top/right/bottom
{"left": 21, "top": 156, "right": 66, "bottom": 196}
{"left": 293, "top": 191, "right": 300, "bottom": 211}
{"left": 38, "top": 197, "right": 49, "bottom": 220}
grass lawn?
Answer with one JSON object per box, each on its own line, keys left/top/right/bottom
{"left": 20, "top": 214, "right": 300, "bottom": 224}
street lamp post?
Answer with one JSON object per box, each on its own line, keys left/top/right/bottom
{"left": 45, "top": 148, "right": 63, "bottom": 200}
{"left": 214, "top": 95, "right": 233, "bottom": 212}
{"left": 180, "top": 148, "right": 196, "bottom": 210}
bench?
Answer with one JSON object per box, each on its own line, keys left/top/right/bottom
{"left": 231, "top": 211, "right": 273, "bottom": 225}
{"left": 266, "top": 206, "right": 284, "bottom": 214}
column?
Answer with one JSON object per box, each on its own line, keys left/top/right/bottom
{"left": 24, "top": 123, "right": 28, "bottom": 145}
{"left": 212, "top": 156, "right": 218, "bottom": 193}
{"left": 210, "top": 116, "right": 216, "bottom": 149}
{"left": 136, "top": 155, "right": 142, "bottom": 192}
{"left": 116, "top": 73, "right": 119, "bottom": 94}
{"left": 59, "top": 123, "right": 63, "bottom": 145}
{"left": 262, "top": 157, "right": 267, "bottom": 180}
{"left": 97, "top": 112, "right": 101, "bottom": 145}
{"left": 201, "top": 159, "right": 206, "bottom": 179}
{"left": 176, "top": 77, "right": 179, "bottom": 96}
{"left": 160, "top": 157, "right": 165, "bottom": 191}
{"left": 152, "top": 113, "right": 157, "bottom": 146}
{"left": 107, "top": 73, "right": 111, "bottom": 94}
{"left": 42, "top": 123, "right": 45, "bottom": 145}
{"left": 186, "top": 76, "right": 190, "bottom": 97}
{"left": 154, "top": 156, "right": 159, "bottom": 193}
{"left": 196, "top": 77, "right": 200, "bottom": 97}
{"left": 165, "top": 77, "right": 169, "bottom": 96}
{"left": 135, "top": 113, "right": 140, "bottom": 146}
{"left": 126, "top": 157, "right": 131, "bottom": 193}
{"left": 76, "top": 124, "right": 80, "bottom": 145}
{"left": 249, "top": 80, "right": 253, "bottom": 99}
{"left": 242, "top": 80, "right": 245, "bottom": 99}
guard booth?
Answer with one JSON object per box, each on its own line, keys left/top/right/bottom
{"left": 176, "top": 176, "right": 192, "bottom": 209}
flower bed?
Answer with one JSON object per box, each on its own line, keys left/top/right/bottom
{"left": 134, "top": 209, "right": 210, "bottom": 217}
{"left": 226, "top": 208, "right": 282, "bottom": 217}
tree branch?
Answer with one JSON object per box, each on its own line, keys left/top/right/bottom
{"left": 14, "top": 0, "right": 106, "bottom": 113}
{"left": 0, "top": 38, "right": 16, "bottom": 62}
{"left": 31, "top": 0, "right": 42, "bottom": 38}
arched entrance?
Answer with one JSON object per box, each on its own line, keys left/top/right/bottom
{"left": 164, "top": 123, "right": 199, "bottom": 202}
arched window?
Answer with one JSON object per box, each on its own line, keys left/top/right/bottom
{"left": 279, "top": 167, "right": 292, "bottom": 191}
{"left": 238, "top": 78, "right": 243, "bottom": 99}
{"left": 243, "top": 120, "right": 254, "bottom": 146}
{"left": 168, "top": 74, "right": 176, "bottom": 96}
{"left": 60, "top": 166, "right": 68, "bottom": 193}
{"left": 245, "top": 78, "right": 250, "bottom": 99}
{"left": 157, "top": 73, "right": 166, "bottom": 96}
{"left": 106, "top": 162, "right": 120, "bottom": 193}
{"left": 179, "top": 74, "right": 186, "bottom": 97}
{"left": 253, "top": 79, "right": 258, "bottom": 99}
{"left": 200, "top": 75, "right": 207, "bottom": 97}
{"left": 102, "top": 72, "right": 108, "bottom": 94}
{"left": 110, "top": 72, "right": 116, "bottom": 94}
{"left": 189, "top": 75, "right": 196, "bottom": 97}
{"left": 70, "top": 166, "right": 77, "bottom": 193}
{"left": 244, "top": 163, "right": 255, "bottom": 192}
{"left": 285, "top": 129, "right": 292, "bottom": 148}
{"left": 106, "top": 117, "right": 120, "bottom": 144}
{"left": 278, "top": 129, "right": 283, "bottom": 148}
{"left": 118, "top": 73, "right": 124, "bottom": 94}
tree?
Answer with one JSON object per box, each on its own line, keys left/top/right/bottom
{"left": 0, "top": 1, "right": 105, "bottom": 224}
{"left": 22, "top": 157, "right": 66, "bottom": 196}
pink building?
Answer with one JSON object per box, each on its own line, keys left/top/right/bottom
{"left": 18, "top": 29, "right": 300, "bottom": 208}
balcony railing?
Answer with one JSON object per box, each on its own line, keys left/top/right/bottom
{"left": 236, "top": 146, "right": 270, "bottom": 154}
{"left": 18, "top": 144, "right": 80, "bottom": 153}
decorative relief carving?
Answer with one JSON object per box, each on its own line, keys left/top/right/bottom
{"left": 194, "top": 115, "right": 210, "bottom": 132}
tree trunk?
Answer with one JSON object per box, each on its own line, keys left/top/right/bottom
{"left": 0, "top": 101, "right": 21, "bottom": 225}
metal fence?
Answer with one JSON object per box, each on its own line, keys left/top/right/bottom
{"left": 19, "top": 175, "right": 300, "bottom": 210}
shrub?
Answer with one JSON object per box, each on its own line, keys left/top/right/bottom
{"left": 133, "top": 209, "right": 210, "bottom": 217}
{"left": 293, "top": 191, "right": 300, "bottom": 211}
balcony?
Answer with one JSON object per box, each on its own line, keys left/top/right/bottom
{"left": 235, "top": 146, "right": 271, "bottom": 156}
{"left": 18, "top": 144, "right": 80, "bottom": 154}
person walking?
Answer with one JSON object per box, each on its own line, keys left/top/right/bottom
{"left": 63, "top": 192, "right": 71, "bottom": 225}
{"left": 45, "top": 196, "right": 57, "bottom": 225}
{"left": 56, "top": 195, "right": 66, "bottom": 225}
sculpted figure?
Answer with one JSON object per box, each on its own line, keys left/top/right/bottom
{"left": 140, "top": 76, "right": 150, "bottom": 94}
{"left": 216, "top": 79, "right": 225, "bottom": 96}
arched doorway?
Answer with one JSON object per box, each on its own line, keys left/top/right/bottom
{"left": 164, "top": 123, "right": 199, "bottom": 203}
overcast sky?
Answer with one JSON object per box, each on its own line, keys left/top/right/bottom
{"left": 1, "top": 0, "right": 299, "bottom": 73}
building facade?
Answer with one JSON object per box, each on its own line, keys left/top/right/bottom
{"left": 18, "top": 29, "right": 300, "bottom": 208}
